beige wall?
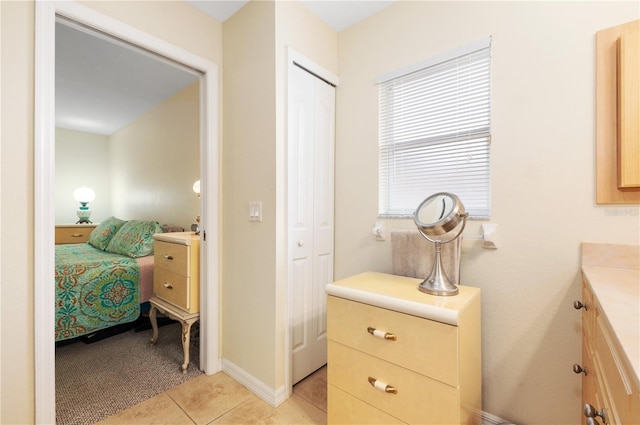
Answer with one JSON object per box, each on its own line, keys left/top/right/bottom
{"left": 0, "top": 1, "right": 221, "bottom": 422}
{"left": 222, "top": 0, "right": 279, "bottom": 389}
{"left": 1, "top": 2, "right": 35, "bottom": 423}
{"left": 222, "top": 0, "right": 336, "bottom": 391}
{"left": 55, "top": 128, "right": 112, "bottom": 224}
{"left": 55, "top": 83, "right": 199, "bottom": 230}
{"left": 110, "top": 82, "right": 200, "bottom": 230}
{"left": 335, "top": 2, "right": 639, "bottom": 424}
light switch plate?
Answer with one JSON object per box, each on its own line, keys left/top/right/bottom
{"left": 249, "top": 202, "right": 262, "bottom": 222}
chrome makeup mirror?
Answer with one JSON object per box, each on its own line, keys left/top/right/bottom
{"left": 414, "top": 192, "right": 468, "bottom": 296}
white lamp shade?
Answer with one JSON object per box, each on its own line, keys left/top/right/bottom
{"left": 73, "top": 187, "right": 95, "bottom": 203}
{"left": 192, "top": 180, "right": 201, "bottom": 195}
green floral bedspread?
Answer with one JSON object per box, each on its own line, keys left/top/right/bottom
{"left": 55, "top": 243, "right": 140, "bottom": 341}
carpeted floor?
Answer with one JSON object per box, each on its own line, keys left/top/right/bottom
{"left": 56, "top": 321, "right": 202, "bottom": 425}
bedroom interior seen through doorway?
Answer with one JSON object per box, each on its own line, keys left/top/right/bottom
{"left": 55, "top": 19, "right": 202, "bottom": 229}
{"left": 54, "top": 14, "right": 202, "bottom": 417}
{"left": 35, "top": 2, "right": 221, "bottom": 423}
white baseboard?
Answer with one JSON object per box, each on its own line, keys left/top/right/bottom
{"left": 221, "top": 359, "right": 288, "bottom": 407}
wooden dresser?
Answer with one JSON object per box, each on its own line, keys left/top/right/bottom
{"left": 149, "top": 231, "right": 200, "bottom": 373}
{"left": 326, "top": 272, "right": 481, "bottom": 424}
{"left": 578, "top": 246, "right": 639, "bottom": 425}
{"left": 54, "top": 224, "right": 97, "bottom": 244}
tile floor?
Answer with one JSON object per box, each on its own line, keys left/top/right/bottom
{"left": 96, "top": 366, "right": 327, "bottom": 425}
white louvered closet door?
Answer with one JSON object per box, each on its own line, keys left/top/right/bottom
{"left": 289, "top": 62, "right": 335, "bottom": 385}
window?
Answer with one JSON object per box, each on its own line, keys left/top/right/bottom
{"left": 377, "top": 38, "right": 491, "bottom": 218}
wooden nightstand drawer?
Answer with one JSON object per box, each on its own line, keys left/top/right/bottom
{"left": 154, "top": 268, "right": 192, "bottom": 312}
{"left": 152, "top": 232, "right": 200, "bottom": 314}
{"left": 55, "top": 225, "right": 97, "bottom": 244}
{"left": 328, "top": 295, "right": 459, "bottom": 386}
{"left": 154, "top": 241, "right": 190, "bottom": 276}
{"left": 328, "top": 340, "right": 459, "bottom": 425}
{"left": 328, "top": 384, "right": 405, "bottom": 425}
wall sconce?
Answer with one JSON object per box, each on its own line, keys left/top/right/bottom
{"left": 192, "top": 180, "right": 201, "bottom": 199}
{"left": 73, "top": 186, "right": 95, "bottom": 224}
{"left": 192, "top": 180, "right": 201, "bottom": 234}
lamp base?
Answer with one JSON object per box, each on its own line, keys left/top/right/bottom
{"left": 76, "top": 203, "right": 92, "bottom": 224}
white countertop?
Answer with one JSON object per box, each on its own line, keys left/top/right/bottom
{"left": 325, "top": 271, "right": 480, "bottom": 326}
{"left": 582, "top": 265, "right": 640, "bottom": 385}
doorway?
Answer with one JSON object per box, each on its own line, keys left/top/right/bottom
{"left": 34, "top": 2, "right": 220, "bottom": 423}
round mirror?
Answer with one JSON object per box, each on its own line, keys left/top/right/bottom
{"left": 414, "top": 192, "right": 466, "bottom": 237}
{"left": 413, "top": 192, "right": 468, "bottom": 296}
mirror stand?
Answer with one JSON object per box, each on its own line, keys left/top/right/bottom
{"left": 417, "top": 235, "right": 463, "bottom": 296}
{"left": 423, "top": 240, "right": 455, "bottom": 295}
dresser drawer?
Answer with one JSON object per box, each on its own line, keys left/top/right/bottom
{"left": 153, "top": 268, "right": 192, "bottom": 312}
{"left": 328, "top": 340, "right": 459, "bottom": 425}
{"left": 596, "top": 314, "right": 639, "bottom": 425}
{"left": 55, "top": 225, "right": 96, "bottom": 244}
{"left": 328, "top": 384, "right": 405, "bottom": 425}
{"left": 582, "top": 277, "right": 595, "bottom": 339}
{"left": 154, "top": 241, "right": 190, "bottom": 276}
{"left": 582, "top": 334, "right": 597, "bottom": 408}
{"left": 328, "top": 295, "right": 459, "bottom": 386}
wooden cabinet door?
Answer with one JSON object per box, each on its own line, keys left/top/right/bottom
{"left": 596, "top": 19, "right": 640, "bottom": 203}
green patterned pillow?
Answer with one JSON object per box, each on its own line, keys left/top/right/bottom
{"left": 105, "top": 220, "right": 163, "bottom": 258}
{"left": 87, "top": 216, "right": 127, "bottom": 251}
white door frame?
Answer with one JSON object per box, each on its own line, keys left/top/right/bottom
{"left": 34, "top": 2, "right": 220, "bottom": 423}
{"left": 285, "top": 47, "right": 338, "bottom": 394}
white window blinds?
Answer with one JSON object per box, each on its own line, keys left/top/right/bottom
{"left": 378, "top": 38, "right": 491, "bottom": 218}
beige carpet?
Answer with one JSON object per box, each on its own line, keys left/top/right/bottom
{"left": 56, "top": 322, "right": 202, "bottom": 425}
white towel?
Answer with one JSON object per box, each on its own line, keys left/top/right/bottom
{"left": 390, "top": 229, "right": 460, "bottom": 285}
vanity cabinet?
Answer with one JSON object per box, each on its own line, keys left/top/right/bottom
{"left": 326, "top": 272, "right": 481, "bottom": 425}
{"left": 577, "top": 273, "right": 639, "bottom": 425}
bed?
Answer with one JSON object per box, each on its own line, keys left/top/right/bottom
{"left": 55, "top": 217, "right": 162, "bottom": 342}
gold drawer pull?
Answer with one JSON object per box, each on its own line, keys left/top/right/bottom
{"left": 71, "top": 233, "right": 83, "bottom": 237}
{"left": 368, "top": 376, "right": 397, "bottom": 394}
{"left": 367, "top": 326, "right": 397, "bottom": 341}
{"left": 163, "top": 254, "right": 174, "bottom": 260}
{"left": 163, "top": 282, "right": 173, "bottom": 289}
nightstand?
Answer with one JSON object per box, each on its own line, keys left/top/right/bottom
{"left": 149, "top": 232, "right": 200, "bottom": 373}
{"left": 326, "top": 272, "right": 481, "bottom": 424}
{"left": 55, "top": 224, "right": 98, "bottom": 244}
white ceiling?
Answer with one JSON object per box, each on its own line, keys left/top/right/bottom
{"left": 55, "top": 21, "right": 200, "bottom": 135}
{"left": 55, "top": 1, "right": 395, "bottom": 135}
{"left": 187, "top": 1, "right": 396, "bottom": 32}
